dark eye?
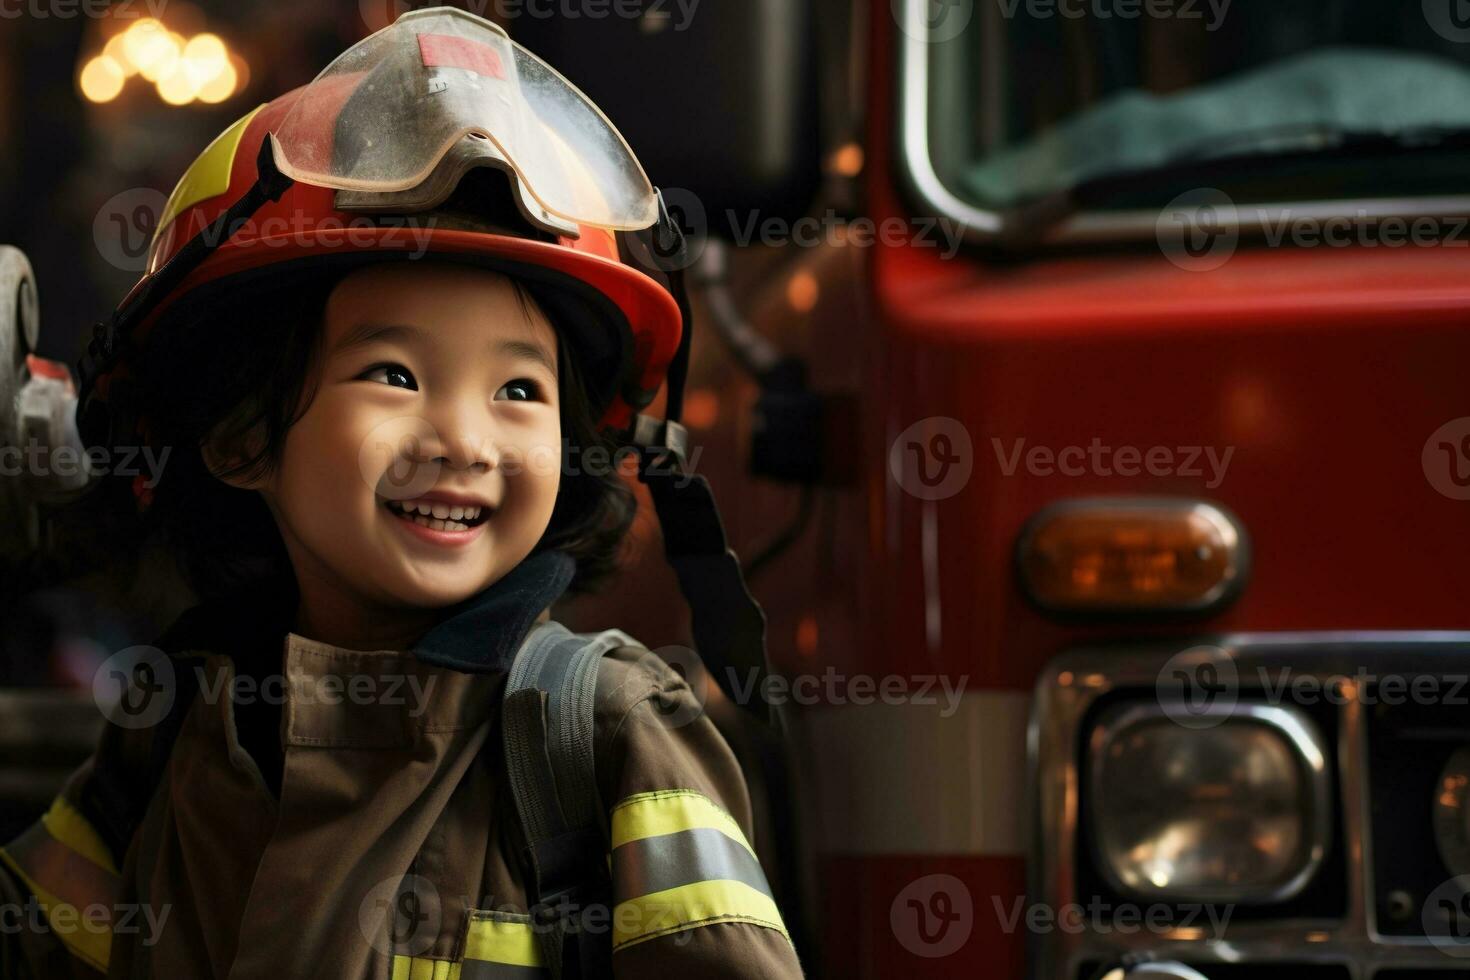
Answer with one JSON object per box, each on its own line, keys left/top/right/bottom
{"left": 498, "top": 378, "right": 543, "bottom": 402}
{"left": 361, "top": 363, "right": 417, "bottom": 390}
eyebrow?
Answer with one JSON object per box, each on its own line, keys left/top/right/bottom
{"left": 334, "top": 323, "right": 557, "bottom": 377}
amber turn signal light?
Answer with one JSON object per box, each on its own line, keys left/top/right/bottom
{"left": 1017, "top": 497, "right": 1247, "bottom": 614}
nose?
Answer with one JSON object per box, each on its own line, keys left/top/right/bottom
{"left": 418, "top": 400, "right": 499, "bottom": 473}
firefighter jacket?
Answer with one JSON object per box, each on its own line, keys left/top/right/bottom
{"left": 0, "top": 548, "right": 805, "bottom": 978}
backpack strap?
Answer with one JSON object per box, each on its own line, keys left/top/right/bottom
{"left": 502, "top": 620, "right": 636, "bottom": 980}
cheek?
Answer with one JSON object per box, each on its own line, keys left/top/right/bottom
{"left": 522, "top": 421, "right": 563, "bottom": 503}
{"left": 274, "top": 397, "right": 382, "bottom": 521}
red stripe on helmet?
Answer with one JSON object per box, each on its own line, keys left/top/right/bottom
{"left": 417, "top": 33, "right": 506, "bottom": 79}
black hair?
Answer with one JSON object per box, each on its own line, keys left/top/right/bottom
{"left": 77, "top": 258, "right": 639, "bottom": 609}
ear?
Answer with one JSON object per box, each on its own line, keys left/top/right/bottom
{"left": 201, "top": 417, "right": 271, "bottom": 492}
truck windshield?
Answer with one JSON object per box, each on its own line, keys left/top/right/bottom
{"left": 924, "top": 0, "right": 1470, "bottom": 211}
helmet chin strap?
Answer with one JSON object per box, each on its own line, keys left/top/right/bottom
{"left": 626, "top": 189, "right": 778, "bottom": 729}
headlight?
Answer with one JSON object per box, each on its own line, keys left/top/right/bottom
{"left": 1089, "top": 702, "right": 1331, "bottom": 903}
{"left": 1434, "top": 745, "right": 1470, "bottom": 878}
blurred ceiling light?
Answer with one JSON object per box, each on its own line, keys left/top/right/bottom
{"left": 81, "top": 21, "right": 243, "bottom": 106}
{"left": 182, "top": 33, "right": 227, "bottom": 85}
{"left": 139, "top": 32, "right": 185, "bottom": 84}
{"left": 79, "top": 55, "right": 126, "bottom": 103}
{"left": 123, "top": 20, "right": 177, "bottom": 81}
{"left": 196, "top": 61, "right": 239, "bottom": 104}
{"left": 829, "top": 143, "right": 865, "bottom": 178}
{"left": 681, "top": 388, "right": 720, "bottom": 430}
{"left": 155, "top": 65, "right": 198, "bottom": 106}
{"left": 101, "top": 34, "right": 139, "bottom": 78}
{"left": 787, "top": 270, "right": 820, "bottom": 313}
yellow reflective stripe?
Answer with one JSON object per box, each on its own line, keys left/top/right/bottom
{"left": 41, "top": 797, "right": 117, "bottom": 876}
{"left": 0, "top": 848, "right": 112, "bottom": 972}
{"left": 389, "top": 916, "right": 544, "bottom": 980}
{"left": 612, "top": 878, "right": 791, "bottom": 951}
{"left": 464, "top": 915, "right": 542, "bottom": 968}
{"left": 155, "top": 104, "right": 265, "bottom": 243}
{"left": 610, "top": 790, "right": 752, "bottom": 858}
{"left": 390, "top": 956, "right": 455, "bottom": 980}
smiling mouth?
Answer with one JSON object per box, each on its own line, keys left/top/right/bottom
{"left": 382, "top": 498, "right": 492, "bottom": 533}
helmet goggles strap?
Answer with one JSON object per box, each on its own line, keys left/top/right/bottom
{"left": 627, "top": 204, "right": 778, "bottom": 729}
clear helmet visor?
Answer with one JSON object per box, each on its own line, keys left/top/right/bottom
{"left": 270, "top": 7, "right": 657, "bottom": 231}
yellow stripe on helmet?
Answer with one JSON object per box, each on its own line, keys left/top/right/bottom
{"left": 154, "top": 104, "right": 266, "bottom": 249}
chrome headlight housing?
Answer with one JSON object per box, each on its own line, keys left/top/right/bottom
{"left": 1088, "top": 702, "right": 1332, "bottom": 904}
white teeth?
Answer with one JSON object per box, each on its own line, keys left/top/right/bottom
{"left": 387, "top": 498, "right": 483, "bottom": 521}
{"left": 419, "top": 514, "right": 468, "bottom": 531}
{"left": 398, "top": 512, "right": 471, "bottom": 532}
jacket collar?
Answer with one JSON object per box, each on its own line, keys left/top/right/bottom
{"left": 409, "top": 547, "right": 577, "bottom": 673}
{"left": 159, "top": 548, "right": 577, "bottom": 675}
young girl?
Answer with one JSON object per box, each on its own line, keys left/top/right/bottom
{"left": 0, "top": 8, "right": 802, "bottom": 979}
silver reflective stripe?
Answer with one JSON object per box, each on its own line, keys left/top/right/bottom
{"left": 612, "top": 826, "right": 774, "bottom": 902}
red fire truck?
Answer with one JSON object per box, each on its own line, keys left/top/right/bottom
{"left": 541, "top": 1, "right": 1470, "bottom": 977}
{"left": 8, "top": 2, "right": 1470, "bottom": 978}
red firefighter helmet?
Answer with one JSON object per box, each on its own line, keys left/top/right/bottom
{"left": 81, "top": 6, "right": 684, "bottom": 457}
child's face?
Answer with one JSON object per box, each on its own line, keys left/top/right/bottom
{"left": 249, "top": 262, "right": 563, "bottom": 627}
